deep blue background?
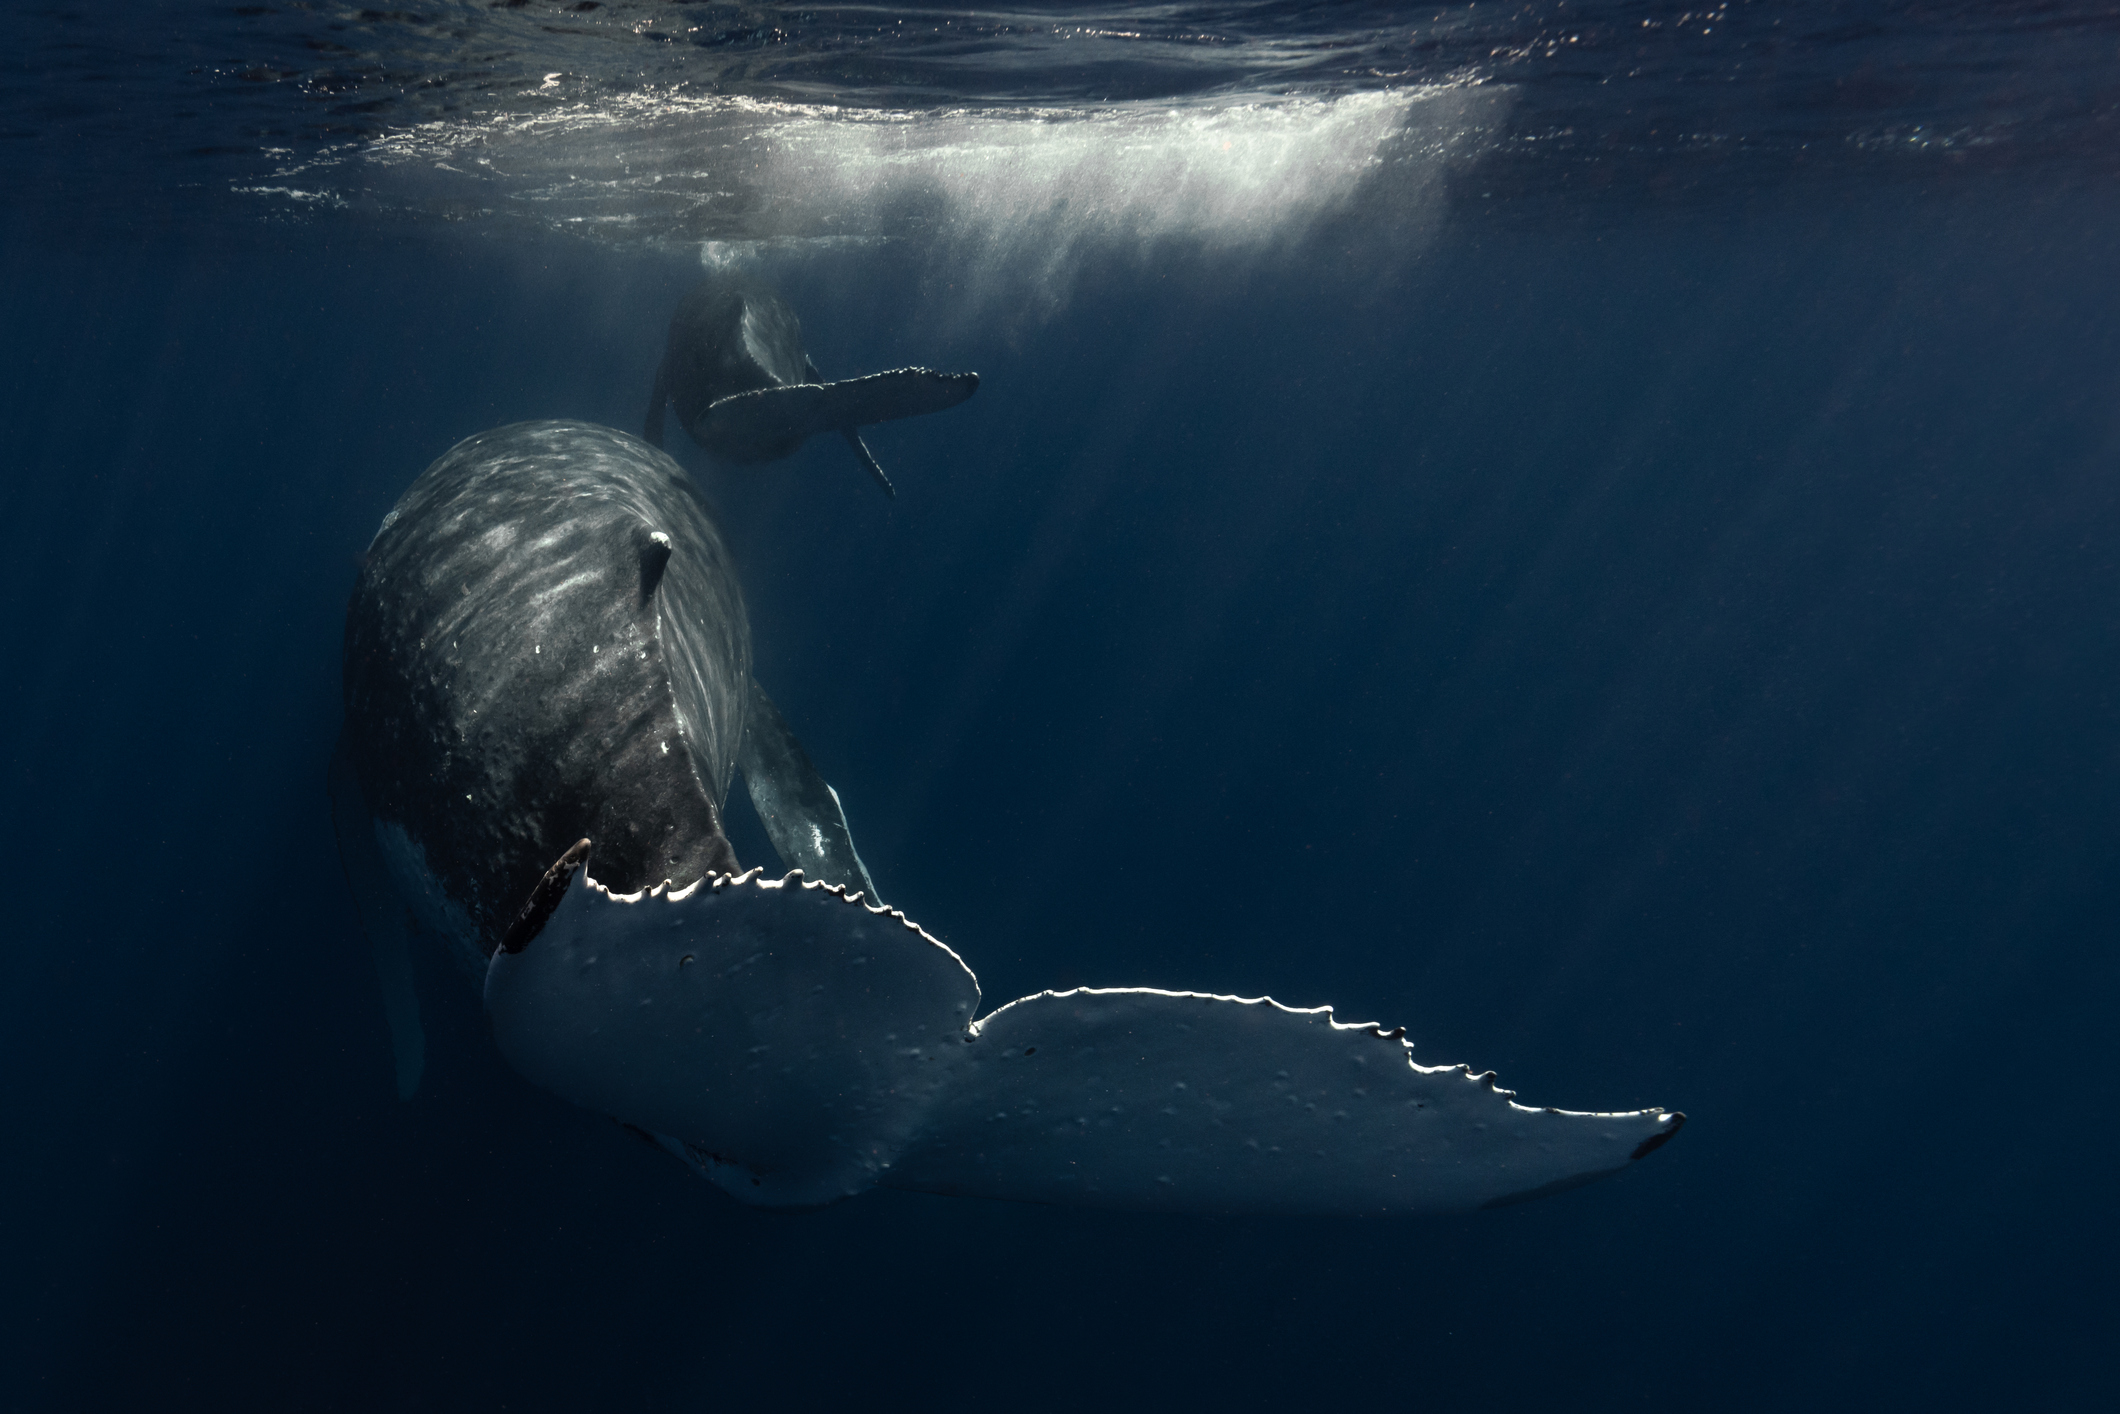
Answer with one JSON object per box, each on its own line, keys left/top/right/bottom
{"left": 3, "top": 180, "right": 2115, "bottom": 1409}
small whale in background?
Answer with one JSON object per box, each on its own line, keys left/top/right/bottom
{"left": 643, "top": 273, "right": 978, "bottom": 498}
{"left": 331, "top": 420, "right": 1683, "bottom": 1213}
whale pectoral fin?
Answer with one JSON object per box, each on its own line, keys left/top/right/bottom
{"left": 327, "top": 734, "right": 426, "bottom": 1100}
{"left": 485, "top": 859, "right": 980, "bottom": 1208}
{"left": 883, "top": 988, "right": 1684, "bottom": 1215}
{"left": 698, "top": 368, "right": 979, "bottom": 463}
{"left": 738, "top": 678, "right": 882, "bottom": 905}
{"left": 643, "top": 356, "right": 669, "bottom": 448}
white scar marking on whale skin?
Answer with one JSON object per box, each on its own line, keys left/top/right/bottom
{"left": 525, "top": 568, "right": 602, "bottom": 610}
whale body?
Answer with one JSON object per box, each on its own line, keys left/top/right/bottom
{"left": 643, "top": 274, "right": 978, "bottom": 498}
{"left": 331, "top": 420, "right": 1684, "bottom": 1212}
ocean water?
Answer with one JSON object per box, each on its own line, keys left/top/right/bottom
{"left": 3, "top": 3, "right": 2116, "bottom": 1409}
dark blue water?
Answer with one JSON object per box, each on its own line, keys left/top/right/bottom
{"left": 4, "top": 4, "right": 2116, "bottom": 1410}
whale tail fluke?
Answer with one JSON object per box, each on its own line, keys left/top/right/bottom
{"left": 881, "top": 988, "right": 1686, "bottom": 1215}
{"left": 484, "top": 851, "right": 1685, "bottom": 1214}
{"left": 695, "top": 368, "right": 978, "bottom": 481}
{"left": 841, "top": 428, "right": 896, "bottom": 499}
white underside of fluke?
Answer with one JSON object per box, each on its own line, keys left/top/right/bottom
{"left": 889, "top": 988, "right": 1677, "bottom": 1213}
{"left": 485, "top": 861, "right": 1683, "bottom": 1214}
{"left": 485, "top": 867, "right": 980, "bottom": 1207}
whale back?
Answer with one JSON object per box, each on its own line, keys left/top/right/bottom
{"left": 660, "top": 276, "right": 807, "bottom": 455}
{"left": 342, "top": 421, "right": 748, "bottom": 959}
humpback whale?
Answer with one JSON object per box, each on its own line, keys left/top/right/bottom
{"left": 332, "top": 421, "right": 1683, "bottom": 1213}
{"left": 643, "top": 274, "right": 978, "bottom": 498}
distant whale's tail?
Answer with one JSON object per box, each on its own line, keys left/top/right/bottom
{"left": 699, "top": 367, "right": 979, "bottom": 496}
{"left": 839, "top": 429, "right": 896, "bottom": 499}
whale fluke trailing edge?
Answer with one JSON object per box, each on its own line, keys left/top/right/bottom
{"left": 485, "top": 851, "right": 1686, "bottom": 1213}
{"left": 333, "top": 420, "right": 1683, "bottom": 1216}
{"left": 644, "top": 275, "right": 978, "bottom": 498}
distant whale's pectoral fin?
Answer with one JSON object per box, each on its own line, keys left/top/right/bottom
{"left": 697, "top": 368, "right": 979, "bottom": 466}
{"left": 884, "top": 988, "right": 1685, "bottom": 1214}
{"left": 327, "top": 734, "right": 426, "bottom": 1101}
{"left": 485, "top": 858, "right": 980, "bottom": 1208}
{"left": 738, "top": 678, "right": 882, "bottom": 905}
